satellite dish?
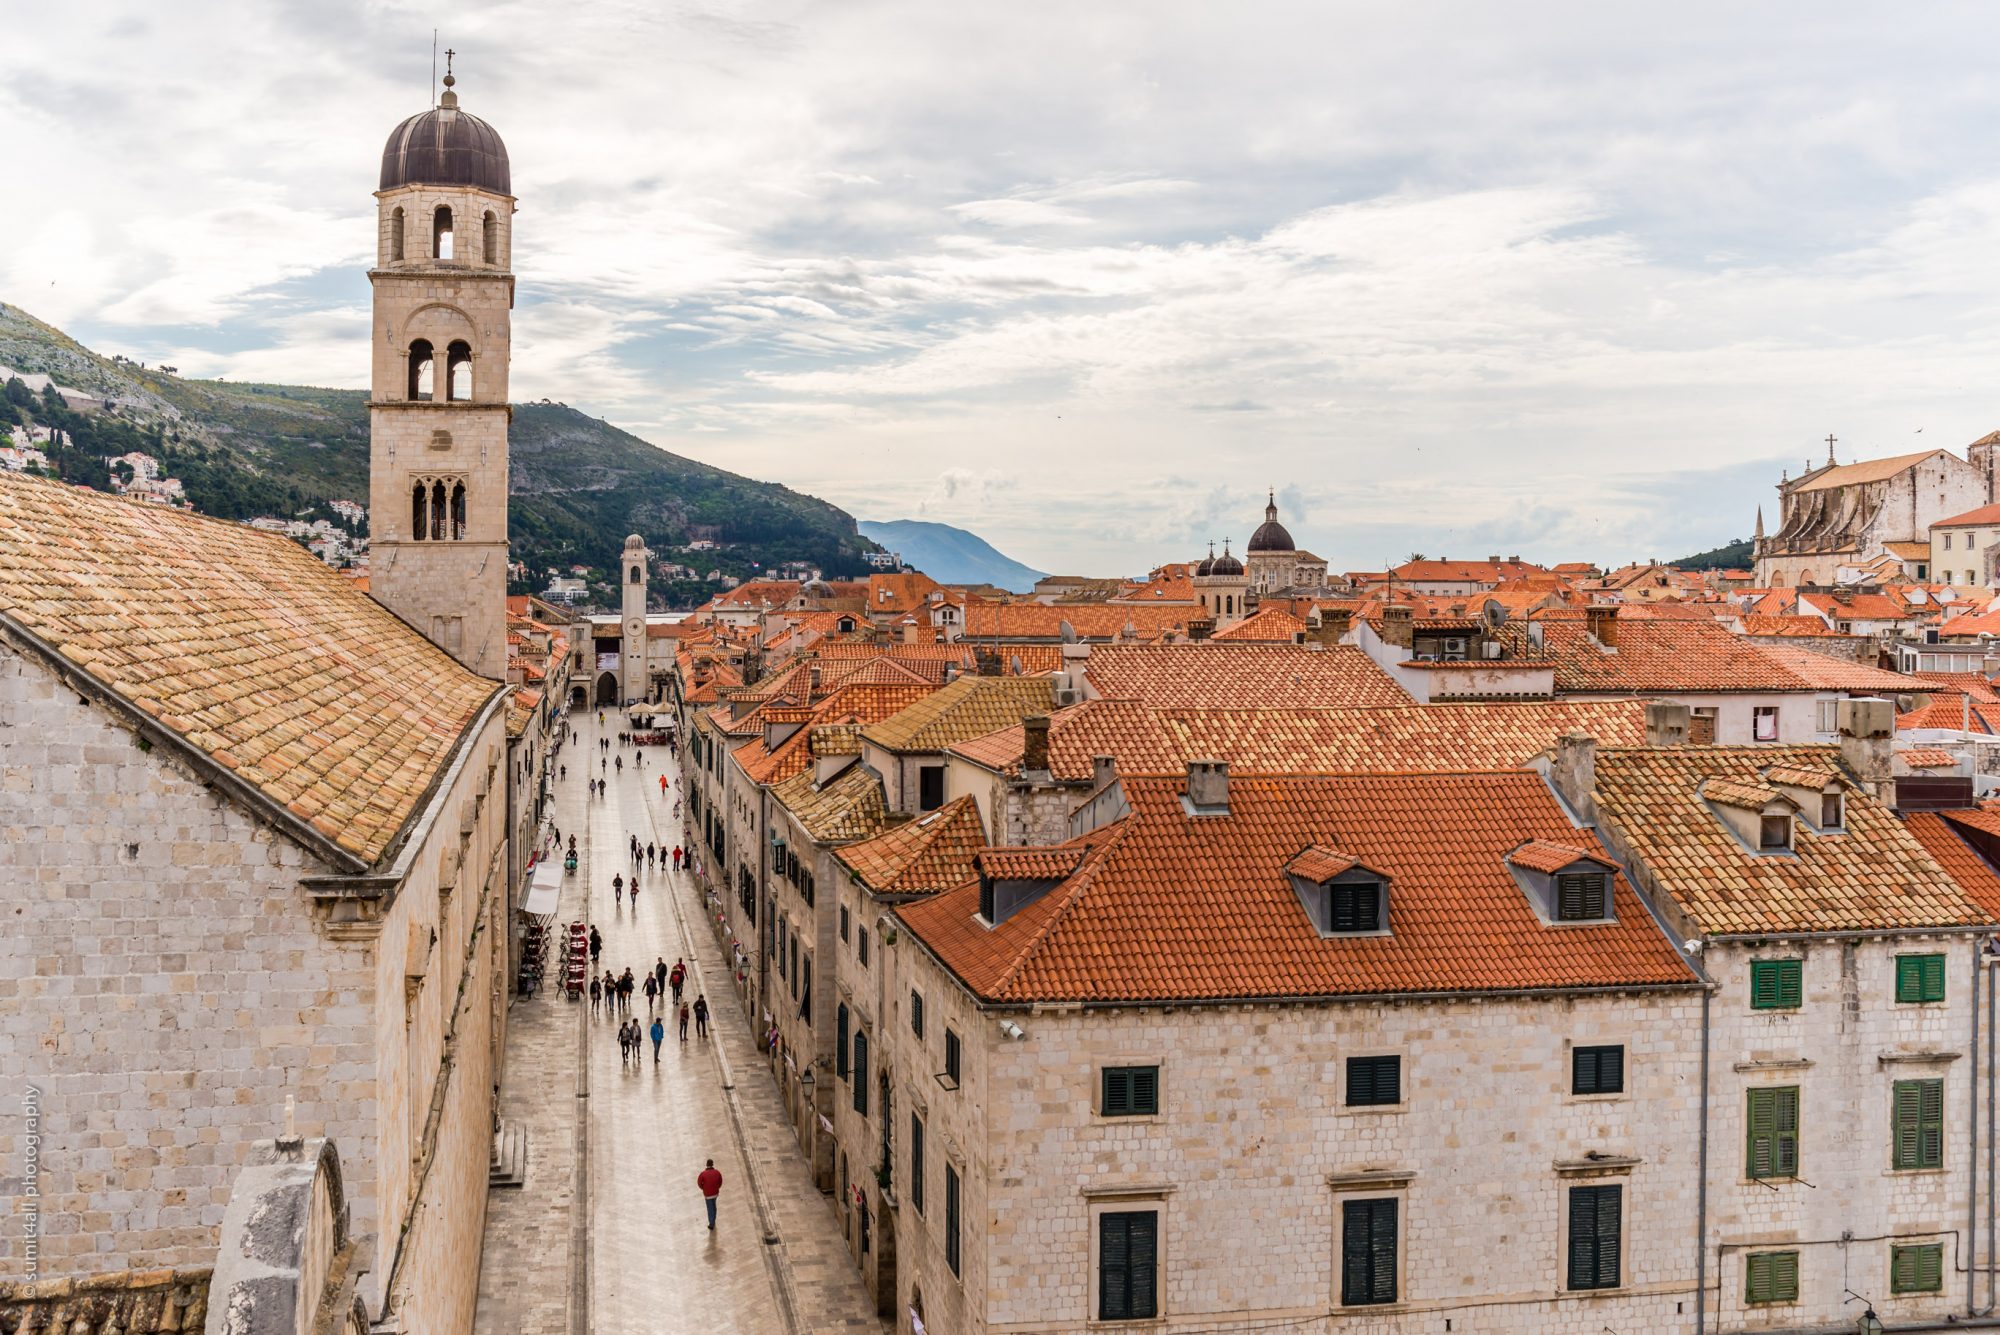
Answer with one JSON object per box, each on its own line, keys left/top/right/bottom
{"left": 1483, "top": 602, "right": 1509, "bottom": 630}
{"left": 1059, "top": 619, "right": 1077, "bottom": 643}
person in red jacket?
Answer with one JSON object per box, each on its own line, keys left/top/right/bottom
{"left": 697, "top": 1159, "right": 723, "bottom": 1229}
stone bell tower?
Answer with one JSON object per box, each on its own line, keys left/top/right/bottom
{"left": 366, "top": 57, "right": 515, "bottom": 678}
{"left": 621, "top": 534, "right": 650, "bottom": 703}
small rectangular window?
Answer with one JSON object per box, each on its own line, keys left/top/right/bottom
{"left": 919, "top": 765, "right": 945, "bottom": 811}
{"left": 910, "top": 1114, "right": 925, "bottom": 1216}
{"left": 1746, "top": 1086, "right": 1800, "bottom": 1180}
{"left": 1758, "top": 813, "right": 1790, "bottom": 849}
{"left": 1328, "top": 880, "right": 1381, "bottom": 933}
{"left": 1891, "top": 1242, "right": 1944, "bottom": 1293}
{"left": 1555, "top": 872, "right": 1608, "bottom": 922}
{"left": 1753, "top": 706, "right": 1780, "bottom": 742}
{"left": 1098, "top": 1209, "right": 1158, "bottom": 1320}
{"left": 1346, "top": 1055, "right": 1402, "bottom": 1107}
{"left": 859, "top": 926, "right": 869, "bottom": 967}
{"left": 1566, "top": 1184, "right": 1622, "bottom": 1291}
{"left": 944, "top": 1028, "right": 962, "bottom": 1086}
{"left": 1744, "top": 1250, "right": 1799, "bottom": 1304}
{"left": 1820, "top": 792, "right": 1843, "bottom": 828}
{"left": 1572, "top": 1044, "right": 1625, "bottom": 1096}
{"left": 910, "top": 990, "right": 925, "bottom": 1039}
{"left": 1340, "top": 1198, "right": 1398, "bottom": 1306}
{"left": 1896, "top": 953, "right": 1947, "bottom": 1004}
{"left": 1749, "top": 959, "right": 1803, "bottom": 1009}
{"left": 1102, "top": 1065, "right": 1161, "bottom": 1117}
{"left": 1892, "top": 1078, "right": 1945, "bottom": 1171}
{"left": 945, "top": 1166, "right": 962, "bottom": 1277}
{"left": 839, "top": 906, "right": 849, "bottom": 942}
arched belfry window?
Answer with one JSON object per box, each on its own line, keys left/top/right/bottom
{"left": 446, "top": 341, "right": 472, "bottom": 402}
{"left": 410, "top": 480, "right": 427, "bottom": 540}
{"left": 433, "top": 206, "right": 454, "bottom": 260}
{"left": 409, "top": 476, "right": 468, "bottom": 542}
{"left": 630, "top": 565, "right": 641, "bottom": 584}
{"left": 482, "top": 210, "right": 498, "bottom": 265}
{"left": 407, "top": 340, "right": 434, "bottom": 401}
{"left": 450, "top": 480, "right": 467, "bottom": 540}
{"left": 390, "top": 206, "right": 405, "bottom": 262}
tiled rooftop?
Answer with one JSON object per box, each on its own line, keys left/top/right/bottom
{"left": 1902, "top": 812, "right": 2000, "bottom": 917}
{"left": 1507, "top": 840, "right": 1603, "bottom": 874}
{"left": 1591, "top": 745, "right": 1992, "bottom": 935}
{"left": 897, "top": 772, "right": 1696, "bottom": 1004}
{"left": 833, "top": 796, "right": 987, "bottom": 895}
{"left": 1081, "top": 643, "right": 1410, "bottom": 709}
{"left": 0, "top": 472, "right": 499, "bottom": 866}
{"left": 1211, "top": 607, "right": 1307, "bottom": 642}
{"left": 770, "top": 761, "right": 888, "bottom": 843}
{"left": 860, "top": 675, "right": 1056, "bottom": 753}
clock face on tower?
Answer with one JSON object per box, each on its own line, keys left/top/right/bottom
{"left": 628, "top": 618, "right": 642, "bottom": 636}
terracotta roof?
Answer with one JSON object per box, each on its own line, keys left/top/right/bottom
{"left": 1790, "top": 449, "right": 1945, "bottom": 492}
{"left": 1763, "top": 764, "right": 1844, "bottom": 789}
{"left": 1703, "top": 778, "right": 1786, "bottom": 812}
{"left": 949, "top": 698, "right": 1650, "bottom": 780}
{"left": 1082, "top": 643, "right": 1410, "bottom": 709}
{"left": 1387, "top": 558, "right": 1549, "bottom": 584}
{"left": 975, "top": 846, "right": 1089, "bottom": 881}
{"left": 1901, "top": 813, "right": 2000, "bottom": 917}
{"left": 1739, "top": 615, "right": 1844, "bottom": 638}
{"left": 0, "top": 472, "right": 498, "bottom": 867}
{"left": 734, "top": 682, "right": 939, "bottom": 784}
{"left": 811, "top": 641, "right": 1067, "bottom": 677}
{"left": 1913, "top": 673, "right": 2000, "bottom": 703}
{"left": 1211, "top": 607, "right": 1308, "bottom": 642}
{"left": 1591, "top": 745, "right": 1993, "bottom": 935}
{"left": 770, "top": 762, "right": 887, "bottom": 843}
{"left": 833, "top": 796, "right": 987, "bottom": 895}
{"left": 810, "top": 723, "right": 864, "bottom": 756}
{"left": 958, "top": 602, "right": 1194, "bottom": 641}
{"left": 1755, "top": 644, "right": 1921, "bottom": 693}
{"left": 898, "top": 773, "right": 1696, "bottom": 1004}
{"left": 1800, "top": 592, "right": 1921, "bottom": 622}
{"left": 1940, "top": 604, "right": 2000, "bottom": 639}
{"left": 1516, "top": 613, "right": 1911, "bottom": 695}
{"left": 1286, "top": 844, "right": 1362, "bottom": 882}
{"left": 1935, "top": 503, "right": 2000, "bottom": 528}
{"left": 1901, "top": 747, "right": 1958, "bottom": 768}
{"left": 860, "top": 675, "right": 1056, "bottom": 752}
{"left": 1897, "top": 694, "right": 2000, "bottom": 734}
{"left": 1507, "top": 840, "right": 1606, "bottom": 874}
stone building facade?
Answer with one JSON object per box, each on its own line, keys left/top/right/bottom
{"left": 1754, "top": 441, "right": 1998, "bottom": 589}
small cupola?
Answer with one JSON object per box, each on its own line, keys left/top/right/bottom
{"left": 1285, "top": 844, "right": 1391, "bottom": 936}
{"left": 1505, "top": 840, "right": 1617, "bottom": 923}
{"left": 1700, "top": 779, "right": 1798, "bottom": 854}
{"left": 1760, "top": 764, "right": 1849, "bottom": 833}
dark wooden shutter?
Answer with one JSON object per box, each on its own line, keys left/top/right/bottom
{"left": 910, "top": 1114, "right": 924, "bottom": 1215}
{"left": 1104, "top": 1068, "right": 1132, "bottom": 1116}
{"left": 945, "top": 1167, "right": 961, "bottom": 1276}
{"left": 1128, "top": 1212, "right": 1158, "bottom": 1318}
{"left": 1339, "top": 1198, "right": 1397, "bottom": 1305}
{"left": 1566, "top": 1184, "right": 1621, "bottom": 1290}
{"left": 836, "top": 1004, "right": 849, "bottom": 1080}
{"left": 1556, "top": 873, "right": 1605, "bottom": 921}
{"left": 1132, "top": 1066, "right": 1159, "bottom": 1115}
{"left": 852, "top": 1032, "right": 868, "bottom": 1116}
{"left": 1347, "top": 1055, "right": 1401, "bottom": 1107}
{"left": 1574, "top": 1045, "right": 1624, "bottom": 1095}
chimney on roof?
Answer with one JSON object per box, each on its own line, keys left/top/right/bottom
{"left": 1185, "top": 758, "right": 1229, "bottom": 815}
{"left": 1548, "top": 731, "right": 1598, "bottom": 823}
{"left": 1644, "top": 702, "right": 1690, "bottom": 746}
{"left": 1586, "top": 604, "right": 1619, "bottom": 648}
{"left": 808, "top": 663, "right": 821, "bottom": 691}
{"left": 1091, "top": 754, "right": 1117, "bottom": 789}
{"left": 1022, "top": 715, "right": 1052, "bottom": 776}
{"left": 901, "top": 618, "right": 921, "bottom": 645}
{"left": 1307, "top": 608, "right": 1351, "bottom": 646}
{"left": 1379, "top": 605, "right": 1414, "bottom": 649}
{"left": 1488, "top": 554, "right": 1501, "bottom": 563}
{"left": 1838, "top": 697, "right": 1894, "bottom": 803}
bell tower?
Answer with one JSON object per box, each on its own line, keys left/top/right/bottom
{"left": 366, "top": 57, "right": 515, "bottom": 678}
{"left": 621, "top": 534, "right": 650, "bottom": 703}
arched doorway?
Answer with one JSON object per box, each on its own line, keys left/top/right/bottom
{"left": 595, "top": 672, "right": 618, "bottom": 706}
{"left": 568, "top": 685, "right": 587, "bottom": 710}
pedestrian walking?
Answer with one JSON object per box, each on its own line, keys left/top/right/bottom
{"left": 588, "top": 926, "right": 602, "bottom": 965}
{"left": 672, "top": 845, "right": 683, "bottom": 872}
{"left": 601, "top": 757, "right": 607, "bottom": 775}
{"left": 603, "top": 971, "right": 617, "bottom": 1016}
{"left": 588, "top": 976, "right": 601, "bottom": 1015}
{"left": 693, "top": 993, "right": 709, "bottom": 1040}
{"left": 697, "top": 1160, "right": 722, "bottom": 1229}
{"left": 650, "top": 1016, "right": 664, "bottom": 1062}
{"left": 659, "top": 774, "right": 668, "bottom": 797}
{"left": 630, "top": 877, "right": 642, "bottom": 906}
{"left": 647, "top": 842, "right": 657, "bottom": 867}
{"left": 678, "top": 1000, "right": 690, "bottom": 1043}
{"left": 618, "top": 1019, "right": 632, "bottom": 1065}
{"left": 559, "top": 764, "right": 566, "bottom": 781}
{"left": 654, "top": 957, "right": 668, "bottom": 997}
{"left": 613, "top": 874, "right": 623, "bottom": 905}
{"left": 643, "top": 972, "right": 658, "bottom": 1011}
{"left": 620, "top": 968, "right": 636, "bottom": 1012}
{"left": 669, "top": 960, "right": 685, "bottom": 1006}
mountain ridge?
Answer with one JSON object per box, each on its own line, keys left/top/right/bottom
{"left": 858, "top": 518, "right": 1048, "bottom": 591}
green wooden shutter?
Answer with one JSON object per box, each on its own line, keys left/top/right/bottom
{"left": 1777, "top": 960, "right": 1803, "bottom": 1008}
{"left": 1101, "top": 1213, "right": 1129, "bottom": 1318}
{"left": 1566, "top": 1185, "right": 1620, "bottom": 1290}
{"left": 1896, "top": 955, "right": 1922, "bottom": 1002}
{"left": 1339, "top": 1201, "right": 1370, "bottom": 1305}
{"left": 1132, "top": 1066, "right": 1159, "bottom": 1115}
{"left": 1924, "top": 954, "right": 1947, "bottom": 1002}
{"left": 1746, "top": 1250, "right": 1799, "bottom": 1303}
{"left": 1748, "top": 1087, "right": 1800, "bottom": 1179}
{"left": 1892, "top": 1242, "right": 1945, "bottom": 1293}
{"left": 1893, "top": 1079, "right": 1945, "bottom": 1170}
{"left": 1751, "top": 961, "right": 1779, "bottom": 1008}
{"left": 1104, "top": 1068, "right": 1131, "bottom": 1116}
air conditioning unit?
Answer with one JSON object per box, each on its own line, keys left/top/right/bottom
{"left": 1054, "top": 687, "right": 1080, "bottom": 707}
{"left": 1414, "top": 652, "right": 1439, "bottom": 662}
{"left": 1442, "top": 638, "right": 1468, "bottom": 661}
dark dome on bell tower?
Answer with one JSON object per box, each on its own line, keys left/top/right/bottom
{"left": 379, "top": 69, "right": 511, "bottom": 196}
{"left": 1246, "top": 489, "right": 1295, "bottom": 553}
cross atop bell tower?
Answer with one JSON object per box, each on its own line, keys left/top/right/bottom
{"left": 366, "top": 60, "right": 515, "bottom": 678}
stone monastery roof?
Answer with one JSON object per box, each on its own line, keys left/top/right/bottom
{"left": 1790, "top": 449, "right": 1945, "bottom": 493}
{"left": 897, "top": 772, "right": 1697, "bottom": 1004}
{"left": 0, "top": 472, "right": 499, "bottom": 867}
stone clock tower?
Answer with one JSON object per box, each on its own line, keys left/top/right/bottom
{"left": 366, "top": 62, "right": 514, "bottom": 678}
{"left": 621, "top": 533, "right": 650, "bottom": 703}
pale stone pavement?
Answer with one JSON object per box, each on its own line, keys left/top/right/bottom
{"left": 476, "top": 709, "right": 889, "bottom": 1335}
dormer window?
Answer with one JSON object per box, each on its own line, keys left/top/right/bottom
{"left": 1820, "top": 793, "right": 1844, "bottom": 831}
{"left": 1702, "top": 779, "right": 1800, "bottom": 856}
{"left": 1286, "top": 845, "right": 1390, "bottom": 937}
{"left": 1507, "top": 841, "right": 1617, "bottom": 924}
{"left": 977, "top": 847, "right": 1085, "bottom": 928}
{"left": 1759, "top": 813, "right": 1792, "bottom": 850}
{"left": 1762, "top": 765, "right": 1849, "bottom": 835}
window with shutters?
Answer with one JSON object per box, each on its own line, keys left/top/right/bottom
{"left": 1896, "top": 953, "right": 1947, "bottom": 1004}
{"left": 1098, "top": 1210, "right": 1159, "bottom": 1320}
{"left": 840, "top": 905, "right": 849, "bottom": 942}
{"left": 1891, "top": 1242, "right": 1944, "bottom": 1293}
{"left": 1572, "top": 1044, "right": 1625, "bottom": 1096}
{"left": 910, "top": 990, "right": 925, "bottom": 1039}
{"left": 1554, "top": 872, "right": 1609, "bottom": 922}
{"left": 944, "top": 1029, "right": 962, "bottom": 1087}
{"left": 910, "top": 1114, "right": 925, "bottom": 1216}
{"left": 836, "top": 1004, "right": 849, "bottom": 1080}
{"left": 1819, "top": 792, "right": 1844, "bottom": 830}
{"left": 859, "top": 926, "right": 870, "bottom": 968}
{"left": 1566, "top": 1184, "right": 1621, "bottom": 1290}
{"left": 1339, "top": 1198, "right": 1398, "bottom": 1305}
{"left": 1328, "top": 879, "right": 1383, "bottom": 933}
{"left": 1746, "top": 1086, "right": 1800, "bottom": 1180}
{"left": 1892, "top": 1079, "right": 1945, "bottom": 1171}
{"left": 1744, "top": 1250, "right": 1799, "bottom": 1304}
{"left": 1346, "top": 1055, "right": 1402, "bottom": 1108}
{"left": 852, "top": 1031, "right": 869, "bottom": 1116}
{"left": 945, "top": 1166, "right": 962, "bottom": 1277}
{"left": 1102, "top": 1065, "right": 1161, "bottom": 1117}
{"left": 1749, "top": 959, "right": 1803, "bottom": 1009}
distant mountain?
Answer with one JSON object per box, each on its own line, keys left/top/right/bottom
{"left": 0, "top": 302, "right": 876, "bottom": 607}
{"left": 1671, "top": 537, "right": 1754, "bottom": 571}
{"left": 859, "top": 518, "right": 1047, "bottom": 591}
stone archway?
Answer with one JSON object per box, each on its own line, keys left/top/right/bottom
{"left": 568, "top": 684, "right": 587, "bottom": 710}
{"left": 595, "top": 671, "right": 618, "bottom": 706}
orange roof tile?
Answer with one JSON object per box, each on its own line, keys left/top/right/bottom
{"left": 1790, "top": 449, "right": 1945, "bottom": 492}
{"left": 770, "top": 762, "right": 887, "bottom": 843}
{"left": 1211, "top": 607, "right": 1308, "bottom": 642}
{"left": 1507, "top": 840, "right": 1606, "bottom": 874}
{"left": 1592, "top": 745, "right": 1993, "bottom": 935}
{"left": 1285, "top": 844, "right": 1362, "bottom": 882}
{"left": 1902, "top": 812, "right": 2000, "bottom": 917}
{"left": 898, "top": 772, "right": 1696, "bottom": 1003}
{"left": 1934, "top": 502, "right": 2000, "bottom": 528}
{"left": 1082, "top": 643, "right": 1410, "bottom": 709}
{"left": 861, "top": 675, "right": 1056, "bottom": 752}
{"left": 1901, "top": 747, "right": 1958, "bottom": 768}
{"left": 958, "top": 602, "right": 1195, "bottom": 641}
{"left": 0, "top": 472, "right": 499, "bottom": 867}
{"left": 833, "top": 796, "right": 987, "bottom": 895}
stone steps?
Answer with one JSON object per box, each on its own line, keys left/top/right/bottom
{"left": 489, "top": 1120, "right": 529, "bottom": 1189}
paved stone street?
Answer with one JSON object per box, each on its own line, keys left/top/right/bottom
{"left": 476, "top": 709, "right": 888, "bottom": 1335}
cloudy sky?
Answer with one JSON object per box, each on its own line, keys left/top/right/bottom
{"left": 7, "top": 2, "right": 2000, "bottom": 575}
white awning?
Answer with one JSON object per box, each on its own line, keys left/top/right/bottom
{"left": 524, "top": 863, "right": 562, "bottom": 918}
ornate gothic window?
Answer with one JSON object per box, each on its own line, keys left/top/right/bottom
{"left": 408, "top": 339, "right": 434, "bottom": 401}
{"left": 433, "top": 206, "right": 454, "bottom": 260}
{"left": 446, "top": 341, "right": 473, "bottom": 401}
{"left": 408, "top": 476, "right": 468, "bottom": 541}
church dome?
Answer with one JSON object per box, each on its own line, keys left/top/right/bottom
{"left": 1246, "top": 490, "right": 1294, "bottom": 553}
{"left": 379, "top": 82, "right": 511, "bottom": 195}
{"left": 1209, "top": 546, "right": 1244, "bottom": 577}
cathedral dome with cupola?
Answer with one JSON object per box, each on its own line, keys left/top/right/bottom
{"left": 379, "top": 71, "right": 512, "bottom": 196}
{"left": 1247, "top": 490, "right": 1296, "bottom": 553}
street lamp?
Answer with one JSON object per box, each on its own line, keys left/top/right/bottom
{"left": 1855, "top": 1309, "right": 1883, "bottom": 1335}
